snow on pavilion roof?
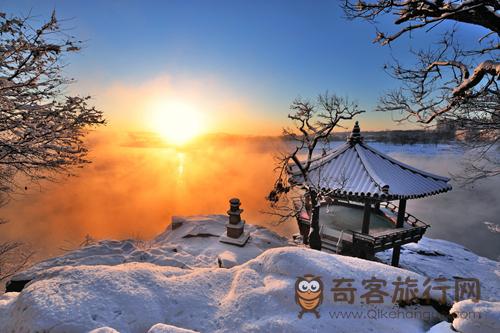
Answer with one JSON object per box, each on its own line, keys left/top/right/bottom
{"left": 289, "top": 122, "right": 452, "bottom": 200}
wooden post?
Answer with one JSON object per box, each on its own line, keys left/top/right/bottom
{"left": 395, "top": 199, "right": 406, "bottom": 228}
{"left": 391, "top": 199, "right": 407, "bottom": 267}
{"left": 308, "top": 190, "right": 322, "bottom": 251}
{"left": 362, "top": 202, "right": 371, "bottom": 234}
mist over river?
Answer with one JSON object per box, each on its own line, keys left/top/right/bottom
{"left": 1, "top": 131, "right": 499, "bottom": 262}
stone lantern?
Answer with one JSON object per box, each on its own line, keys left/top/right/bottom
{"left": 219, "top": 198, "right": 250, "bottom": 246}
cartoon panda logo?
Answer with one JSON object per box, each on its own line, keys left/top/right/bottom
{"left": 295, "top": 274, "right": 323, "bottom": 319}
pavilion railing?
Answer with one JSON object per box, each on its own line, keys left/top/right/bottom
{"left": 295, "top": 198, "right": 429, "bottom": 228}
{"left": 379, "top": 202, "right": 429, "bottom": 228}
{"left": 296, "top": 199, "right": 429, "bottom": 255}
{"left": 321, "top": 222, "right": 428, "bottom": 254}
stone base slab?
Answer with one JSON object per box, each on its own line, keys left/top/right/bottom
{"left": 219, "top": 231, "right": 250, "bottom": 247}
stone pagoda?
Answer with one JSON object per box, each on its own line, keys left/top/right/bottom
{"left": 219, "top": 198, "right": 250, "bottom": 246}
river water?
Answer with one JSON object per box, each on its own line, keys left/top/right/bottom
{"left": 1, "top": 132, "right": 498, "bottom": 262}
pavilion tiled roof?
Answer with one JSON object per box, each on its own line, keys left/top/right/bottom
{"left": 289, "top": 122, "right": 452, "bottom": 200}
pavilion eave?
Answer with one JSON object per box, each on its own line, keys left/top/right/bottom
{"left": 327, "top": 184, "right": 453, "bottom": 202}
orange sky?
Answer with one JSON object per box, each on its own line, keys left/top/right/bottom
{"left": 78, "top": 73, "right": 417, "bottom": 143}
{"left": 89, "top": 74, "right": 283, "bottom": 137}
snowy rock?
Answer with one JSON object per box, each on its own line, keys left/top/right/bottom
{"left": 2, "top": 216, "right": 498, "bottom": 332}
{"left": 426, "top": 321, "right": 454, "bottom": 333}
{"left": 147, "top": 323, "right": 198, "bottom": 333}
{"left": 450, "top": 300, "right": 500, "bottom": 333}
{"left": 0, "top": 292, "right": 18, "bottom": 320}
{"left": 88, "top": 327, "right": 121, "bottom": 333}
{"left": 377, "top": 237, "right": 500, "bottom": 302}
{"left": 10, "top": 215, "right": 290, "bottom": 284}
{"left": 217, "top": 251, "right": 238, "bottom": 268}
{"left": 0, "top": 247, "right": 448, "bottom": 333}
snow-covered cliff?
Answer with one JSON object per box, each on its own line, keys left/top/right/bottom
{"left": 1, "top": 215, "right": 498, "bottom": 333}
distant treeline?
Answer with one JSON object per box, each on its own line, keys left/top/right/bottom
{"left": 328, "top": 130, "right": 456, "bottom": 145}
{"left": 199, "top": 129, "right": 456, "bottom": 146}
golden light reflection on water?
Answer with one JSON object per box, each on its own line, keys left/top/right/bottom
{"left": 177, "top": 152, "right": 185, "bottom": 179}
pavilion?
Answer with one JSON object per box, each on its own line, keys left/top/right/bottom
{"left": 291, "top": 121, "right": 452, "bottom": 266}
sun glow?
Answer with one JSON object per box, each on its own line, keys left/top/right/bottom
{"left": 149, "top": 100, "right": 203, "bottom": 145}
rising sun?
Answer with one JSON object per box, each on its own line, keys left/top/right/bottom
{"left": 149, "top": 100, "right": 203, "bottom": 145}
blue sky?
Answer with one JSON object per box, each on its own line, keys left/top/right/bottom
{"left": 1, "top": 0, "right": 485, "bottom": 133}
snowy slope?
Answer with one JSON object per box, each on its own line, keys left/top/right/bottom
{"left": 377, "top": 237, "right": 500, "bottom": 302}
{"left": 1, "top": 216, "right": 498, "bottom": 332}
{"left": 11, "top": 215, "right": 291, "bottom": 282}
{"left": 2, "top": 247, "right": 449, "bottom": 333}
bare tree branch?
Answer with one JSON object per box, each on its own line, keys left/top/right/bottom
{"left": 342, "top": 1, "right": 499, "bottom": 183}
{"left": 0, "top": 11, "right": 105, "bottom": 195}
{"left": 266, "top": 93, "right": 364, "bottom": 249}
{"left": 0, "top": 11, "right": 105, "bottom": 286}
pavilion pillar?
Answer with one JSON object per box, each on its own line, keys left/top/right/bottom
{"left": 308, "top": 190, "right": 322, "bottom": 251}
{"left": 362, "top": 202, "right": 371, "bottom": 234}
{"left": 395, "top": 199, "right": 406, "bottom": 228}
{"left": 391, "top": 198, "right": 407, "bottom": 267}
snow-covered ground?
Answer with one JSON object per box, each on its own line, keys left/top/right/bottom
{"left": 11, "top": 215, "right": 291, "bottom": 282}
{"left": 1, "top": 216, "right": 498, "bottom": 333}
{"left": 377, "top": 238, "right": 500, "bottom": 302}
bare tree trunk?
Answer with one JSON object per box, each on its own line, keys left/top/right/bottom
{"left": 308, "top": 190, "right": 322, "bottom": 250}
{"left": 299, "top": 221, "right": 310, "bottom": 245}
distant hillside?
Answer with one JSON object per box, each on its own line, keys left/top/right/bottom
{"left": 331, "top": 129, "right": 456, "bottom": 145}
{"left": 120, "top": 129, "right": 459, "bottom": 149}
{"left": 199, "top": 129, "right": 455, "bottom": 145}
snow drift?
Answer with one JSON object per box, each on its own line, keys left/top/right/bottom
{"left": 377, "top": 237, "right": 500, "bottom": 302}
{"left": 10, "top": 215, "right": 290, "bottom": 283}
{"left": 2, "top": 247, "right": 448, "bottom": 333}
{"left": 1, "top": 215, "right": 498, "bottom": 332}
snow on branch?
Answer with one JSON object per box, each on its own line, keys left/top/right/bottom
{"left": 0, "top": 11, "right": 105, "bottom": 194}
{"left": 343, "top": 0, "right": 500, "bottom": 42}
{"left": 342, "top": 1, "right": 500, "bottom": 121}
{"left": 342, "top": 1, "right": 499, "bottom": 183}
